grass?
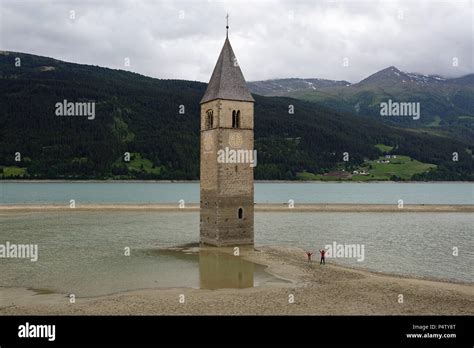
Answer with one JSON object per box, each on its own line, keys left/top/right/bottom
{"left": 400, "top": 127, "right": 449, "bottom": 138}
{"left": 374, "top": 144, "right": 394, "bottom": 153}
{"left": 0, "top": 166, "right": 27, "bottom": 178}
{"left": 297, "top": 154, "right": 436, "bottom": 181}
{"left": 296, "top": 172, "right": 342, "bottom": 181}
{"left": 126, "top": 153, "right": 162, "bottom": 175}
{"left": 427, "top": 115, "right": 442, "bottom": 127}
{"left": 354, "top": 155, "right": 436, "bottom": 180}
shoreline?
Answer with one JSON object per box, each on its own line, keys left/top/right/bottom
{"left": 1, "top": 179, "right": 473, "bottom": 183}
{"left": 1, "top": 245, "right": 472, "bottom": 315}
{"left": 0, "top": 203, "right": 472, "bottom": 212}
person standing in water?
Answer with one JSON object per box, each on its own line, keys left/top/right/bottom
{"left": 319, "top": 248, "right": 326, "bottom": 265}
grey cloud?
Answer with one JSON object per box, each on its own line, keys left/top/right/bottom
{"left": 0, "top": 0, "right": 472, "bottom": 83}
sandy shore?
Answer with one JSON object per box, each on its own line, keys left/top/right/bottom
{"left": 0, "top": 203, "right": 472, "bottom": 212}
{"left": 1, "top": 245, "right": 472, "bottom": 315}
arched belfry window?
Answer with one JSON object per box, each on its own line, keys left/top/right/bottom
{"left": 238, "top": 208, "right": 243, "bottom": 219}
{"left": 206, "top": 109, "right": 213, "bottom": 129}
{"left": 232, "top": 110, "right": 241, "bottom": 128}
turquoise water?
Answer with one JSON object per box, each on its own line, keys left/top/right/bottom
{"left": 0, "top": 182, "right": 473, "bottom": 204}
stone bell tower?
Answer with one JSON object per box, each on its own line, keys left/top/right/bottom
{"left": 200, "top": 22, "right": 255, "bottom": 246}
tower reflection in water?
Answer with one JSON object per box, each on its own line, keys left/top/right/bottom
{"left": 199, "top": 250, "right": 254, "bottom": 289}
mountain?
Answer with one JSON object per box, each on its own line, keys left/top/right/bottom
{"left": 249, "top": 67, "right": 474, "bottom": 143}
{"left": 248, "top": 78, "right": 351, "bottom": 96}
{"left": 357, "top": 66, "right": 447, "bottom": 86}
{"left": 0, "top": 51, "right": 472, "bottom": 181}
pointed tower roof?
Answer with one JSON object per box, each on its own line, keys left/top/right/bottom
{"left": 200, "top": 37, "right": 255, "bottom": 104}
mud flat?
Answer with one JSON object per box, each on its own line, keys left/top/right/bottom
{"left": 0, "top": 246, "right": 472, "bottom": 315}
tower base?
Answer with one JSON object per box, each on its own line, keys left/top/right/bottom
{"left": 200, "top": 236, "right": 254, "bottom": 247}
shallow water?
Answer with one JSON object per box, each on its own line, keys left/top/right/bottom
{"left": 0, "top": 210, "right": 472, "bottom": 299}
{"left": 257, "top": 212, "right": 473, "bottom": 283}
{"left": 0, "top": 211, "right": 280, "bottom": 296}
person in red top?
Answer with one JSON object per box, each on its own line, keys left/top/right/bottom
{"left": 319, "top": 249, "right": 326, "bottom": 265}
{"left": 305, "top": 251, "right": 313, "bottom": 264}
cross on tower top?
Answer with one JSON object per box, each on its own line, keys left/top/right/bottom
{"left": 226, "top": 14, "right": 229, "bottom": 37}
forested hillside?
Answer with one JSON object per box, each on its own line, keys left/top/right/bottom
{"left": 249, "top": 67, "right": 474, "bottom": 144}
{"left": 0, "top": 52, "right": 472, "bottom": 180}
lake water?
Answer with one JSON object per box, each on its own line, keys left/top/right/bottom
{"left": 0, "top": 182, "right": 473, "bottom": 297}
{"left": 0, "top": 182, "right": 472, "bottom": 204}
{"left": 0, "top": 211, "right": 281, "bottom": 297}
{"left": 0, "top": 210, "right": 472, "bottom": 298}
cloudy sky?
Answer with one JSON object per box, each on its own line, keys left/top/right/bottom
{"left": 0, "top": 0, "right": 472, "bottom": 83}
